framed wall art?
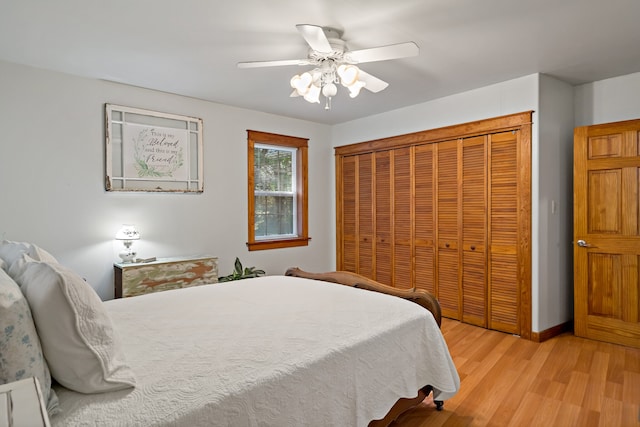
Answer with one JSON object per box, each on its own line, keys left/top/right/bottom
{"left": 105, "top": 104, "right": 204, "bottom": 192}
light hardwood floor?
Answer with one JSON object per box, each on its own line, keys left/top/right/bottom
{"left": 392, "top": 318, "right": 640, "bottom": 427}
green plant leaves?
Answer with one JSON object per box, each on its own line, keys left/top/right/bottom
{"left": 218, "top": 257, "right": 265, "bottom": 282}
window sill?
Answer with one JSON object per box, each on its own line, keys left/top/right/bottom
{"left": 246, "top": 236, "right": 311, "bottom": 251}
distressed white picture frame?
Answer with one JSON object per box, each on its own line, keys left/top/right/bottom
{"left": 105, "top": 104, "right": 204, "bottom": 192}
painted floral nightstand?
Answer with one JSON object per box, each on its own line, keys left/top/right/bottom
{"left": 114, "top": 256, "right": 218, "bottom": 298}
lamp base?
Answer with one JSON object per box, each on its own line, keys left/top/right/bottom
{"left": 118, "top": 248, "right": 137, "bottom": 263}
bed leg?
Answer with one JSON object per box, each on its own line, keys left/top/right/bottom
{"left": 423, "top": 385, "right": 444, "bottom": 411}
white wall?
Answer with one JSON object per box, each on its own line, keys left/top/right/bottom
{"left": 0, "top": 60, "right": 335, "bottom": 299}
{"left": 537, "top": 74, "right": 575, "bottom": 331}
{"left": 574, "top": 71, "right": 640, "bottom": 126}
{"left": 331, "top": 74, "right": 539, "bottom": 144}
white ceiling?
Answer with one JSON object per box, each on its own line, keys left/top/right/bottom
{"left": 1, "top": 0, "right": 639, "bottom": 125}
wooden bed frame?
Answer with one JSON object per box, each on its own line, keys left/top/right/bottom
{"left": 284, "top": 268, "right": 445, "bottom": 426}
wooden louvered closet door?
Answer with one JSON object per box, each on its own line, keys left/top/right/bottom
{"left": 394, "top": 148, "right": 413, "bottom": 289}
{"left": 414, "top": 144, "right": 436, "bottom": 294}
{"left": 335, "top": 112, "right": 531, "bottom": 337}
{"left": 436, "top": 140, "right": 461, "bottom": 319}
{"left": 375, "top": 151, "right": 392, "bottom": 285}
{"left": 339, "top": 155, "right": 357, "bottom": 273}
{"left": 357, "top": 154, "right": 374, "bottom": 278}
{"left": 337, "top": 153, "right": 375, "bottom": 276}
{"left": 489, "top": 131, "right": 521, "bottom": 334}
{"left": 461, "top": 136, "right": 487, "bottom": 327}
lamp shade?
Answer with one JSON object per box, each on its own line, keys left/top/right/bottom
{"left": 115, "top": 224, "right": 140, "bottom": 241}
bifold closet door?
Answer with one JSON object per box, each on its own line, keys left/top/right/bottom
{"left": 436, "top": 140, "right": 461, "bottom": 319}
{"left": 393, "top": 147, "right": 413, "bottom": 289}
{"left": 339, "top": 155, "right": 357, "bottom": 273}
{"left": 375, "top": 151, "right": 392, "bottom": 285}
{"left": 461, "top": 136, "right": 488, "bottom": 327}
{"left": 335, "top": 111, "right": 532, "bottom": 337}
{"left": 414, "top": 144, "right": 436, "bottom": 294}
{"left": 488, "top": 131, "right": 520, "bottom": 334}
{"left": 338, "top": 154, "right": 374, "bottom": 276}
{"left": 357, "top": 154, "right": 374, "bottom": 278}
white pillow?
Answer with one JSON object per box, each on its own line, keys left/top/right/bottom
{"left": 19, "top": 257, "right": 136, "bottom": 393}
{"left": 0, "top": 268, "right": 60, "bottom": 415}
{"left": 0, "top": 240, "right": 57, "bottom": 274}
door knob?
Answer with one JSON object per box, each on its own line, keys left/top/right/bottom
{"left": 577, "top": 239, "right": 590, "bottom": 247}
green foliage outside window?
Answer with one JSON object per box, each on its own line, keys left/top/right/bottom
{"left": 254, "top": 146, "right": 296, "bottom": 238}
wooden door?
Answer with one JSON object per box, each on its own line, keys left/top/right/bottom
{"left": 461, "top": 136, "right": 487, "bottom": 327}
{"left": 393, "top": 148, "right": 413, "bottom": 289}
{"left": 414, "top": 144, "right": 436, "bottom": 294}
{"left": 488, "top": 131, "right": 521, "bottom": 334}
{"left": 357, "top": 154, "right": 374, "bottom": 278}
{"left": 436, "top": 139, "right": 461, "bottom": 319}
{"left": 375, "top": 151, "right": 392, "bottom": 285}
{"left": 337, "top": 153, "right": 375, "bottom": 276}
{"left": 574, "top": 119, "right": 640, "bottom": 348}
{"left": 338, "top": 155, "right": 357, "bottom": 272}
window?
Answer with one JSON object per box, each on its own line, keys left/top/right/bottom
{"left": 247, "top": 130, "right": 310, "bottom": 251}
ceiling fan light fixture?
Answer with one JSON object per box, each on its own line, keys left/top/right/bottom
{"left": 238, "top": 24, "right": 418, "bottom": 110}
{"left": 303, "top": 83, "right": 321, "bottom": 103}
{"left": 337, "top": 64, "right": 359, "bottom": 87}
{"left": 290, "top": 72, "right": 314, "bottom": 96}
{"left": 292, "top": 62, "right": 366, "bottom": 107}
{"left": 347, "top": 80, "right": 366, "bottom": 98}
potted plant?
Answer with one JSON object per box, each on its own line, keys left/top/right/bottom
{"left": 218, "top": 257, "right": 265, "bottom": 282}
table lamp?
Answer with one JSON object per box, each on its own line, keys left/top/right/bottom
{"left": 115, "top": 224, "right": 140, "bottom": 263}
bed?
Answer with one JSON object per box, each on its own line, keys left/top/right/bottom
{"left": 0, "top": 241, "right": 459, "bottom": 427}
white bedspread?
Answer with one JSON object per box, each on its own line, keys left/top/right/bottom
{"left": 51, "top": 275, "right": 459, "bottom": 426}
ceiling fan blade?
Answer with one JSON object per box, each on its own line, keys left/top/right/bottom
{"left": 347, "top": 42, "right": 419, "bottom": 64}
{"left": 358, "top": 69, "right": 389, "bottom": 93}
{"left": 296, "top": 24, "right": 332, "bottom": 53}
{"left": 237, "top": 59, "right": 310, "bottom": 69}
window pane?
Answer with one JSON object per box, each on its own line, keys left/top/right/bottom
{"left": 247, "top": 130, "right": 308, "bottom": 251}
{"left": 254, "top": 195, "right": 294, "bottom": 237}
{"left": 254, "top": 147, "right": 293, "bottom": 192}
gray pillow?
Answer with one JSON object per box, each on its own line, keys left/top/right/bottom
{"left": 0, "top": 240, "right": 58, "bottom": 275}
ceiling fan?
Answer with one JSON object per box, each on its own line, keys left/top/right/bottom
{"left": 237, "top": 24, "right": 419, "bottom": 110}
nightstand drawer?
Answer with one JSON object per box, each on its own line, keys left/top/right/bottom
{"left": 114, "top": 256, "right": 218, "bottom": 298}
